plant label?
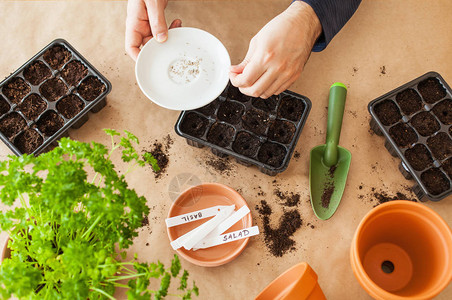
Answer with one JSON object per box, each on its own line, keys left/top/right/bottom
{"left": 165, "top": 205, "right": 233, "bottom": 227}
{"left": 194, "top": 226, "right": 259, "bottom": 249}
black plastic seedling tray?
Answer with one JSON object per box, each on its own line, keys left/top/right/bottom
{"left": 0, "top": 39, "right": 111, "bottom": 156}
{"left": 175, "top": 84, "right": 311, "bottom": 176}
{"left": 369, "top": 71, "right": 452, "bottom": 202}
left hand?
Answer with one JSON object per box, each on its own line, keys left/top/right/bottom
{"left": 229, "top": 1, "right": 322, "bottom": 98}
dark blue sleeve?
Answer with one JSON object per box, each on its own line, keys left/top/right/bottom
{"left": 297, "top": 0, "right": 362, "bottom": 52}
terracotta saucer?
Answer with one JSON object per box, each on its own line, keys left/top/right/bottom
{"left": 167, "top": 183, "right": 252, "bottom": 267}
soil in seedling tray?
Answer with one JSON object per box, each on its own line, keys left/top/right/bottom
{"left": 268, "top": 120, "right": 295, "bottom": 144}
{"left": 389, "top": 123, "right": 417, "bottom": 147}
{"left": 217, "top": 101, "right": 244, "bottom": 125}
{"left": 374, "top": 100, "right": 401, "bottom": 126}
{"left": 427, "top": 132, "right": 452, "bottom": 160}
{"left": 56, "top": 95, "right": 85, "bottom": 119}
{"left": 278, "top": 96, "right": 305, "bottom": 122}
{"left": 16, "top": 94, "right": 47, "bottom": 120}
{"left": 405, "top": 144, "right": 433, "bottom": 171}
{"left": 252, "top": 96, "right": 278, "bottom": 112}
{"left": 232, "top": 131, "right": 261, "bottom": 157}
{"left": 40, "top": 78, "right": 68, "bottom": 102}
{"left": 442, "top": 158, "right": 452, "bottom": 179}
{"left": 61, "top": 60, "right": 88, "bottom": 86}
{"left": 78, "top": 76, "right": 106, "bottom": 101}
{"left": 37, "top": 110, "right": 64, "bottom": 136}
{"left": 23, "top": 61, "right": 52, "bottom": 85}
{"left": 242, "top": 108, "right": 270, "bottom": 136}
{"left": 0, "top": 96, "right": 10, "bottom": 115}
{"left": 418, "top": 77, "right": 447, "bottom": 104}
{"left": 257, "top": 142, "right": 286, "bottom": 168}
{"left": 395, "top": 88, "right": 423, "bottom": 115}
{"left": 179, "top": 112, "right": 208, "bottom": 138}
{"left": 14, "top": 129, "right": 43, "bottom": 154}
{"left": 196, "top": 99, "right": 219, "bottom": 117}
{"left": 2, "top": 77, "right": 30, "bottom": 104}
{"left": 421, "top": 168, "right": 450, "bottom": 195}
{"left": 206, "top": 122, "right": 235, "bottom": 147}
{"left": 227, "top": 85, "right": 251, "bottom": 102}
{"left": 0, "top": 113, "right": 27, "bottom": 139}
{"left": 43, "top": 45, "right": 72, "bottom": 70}
{"left": 410, "top": 112, "right": 440, "bottom": 136}
{"left": 432, "top": 99, "right": 452, "bottom": 125}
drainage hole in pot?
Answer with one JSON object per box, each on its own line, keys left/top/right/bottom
{"left": 36, "top": 110, "right": 64, "bottom": 137}
{"left": 206, "top": 122, "right": 235, "bottom": 148}
{"left": 374, "top": 100, "right": 402, "bottom": 126}
{"left": 268, "top": 120, "right": 296, "bottom": 144}
{"left": 381, "top": 260, "right": 395, "bottom": 274}
{"left": 418, "top": 77, "right": 447, "bottom": 104}
{"left": 43, "top": 44, "right": 72, "bottom": 70}
{"left": 389, "top": 123, "right": 417, "bottom": 148}
{"left": 180, "top": 112, "right": 208, "bottom": 138}
{"left": 2, "top": 77, "right": 31, "bottom": 104}
{"left": 40, "top": 78, "right": 68, "bottom": 102}
{"left": 232, "top": 131, "right": 261, "bottom": 158}
{"left": 257, "top": 142, "right": 287, "bottom": 168}
{"left": 278, "top": 96, "right": 305, "bottom": 122}
{"left": 77, "top": 76, "right": 107, "bottom": 101}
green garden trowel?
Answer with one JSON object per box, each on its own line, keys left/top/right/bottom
{"left": 309, "top": 83, "right": 351, "bottom": 220}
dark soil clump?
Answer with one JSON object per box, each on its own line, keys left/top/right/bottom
{"left": 0, "top": 112, "right": 27, "bottom": 138}
{"left": 141, "top": 215, "right": 149, "bottom": 227}
{"left": 268, "top": 120, "right": 296, "bottom": 144}
{"left": 43, "top": 45, "right": 72, "bottom": 70}
{"left": 180, "top": 112, "right": 208, "bottom": 138}
{"left": 257, "top": 142, "right": 286, "bottom": 168}
{"left": 206, "top": 156, "right": 234, "bottom": 176}
{"left": 23, "top": 61, "right": 52, "bottom": 85}
{"left": 374, "top": 100, "right": 401, "bottom": 126}
{"left": 321, "top": 184, "right": 335, "bottom": 208}
{"left": 405, "top": 144, "right": 433, "bottom": 171}
{"left": 56, "top": 95, "right": 85, "bottom": 119}
{"left": 418, "top": 77, "right": 446, "bottom": 104}
{"left": 410, "top": 112, "right": 440, "bottom": 136}
{"left": 396, "top": 88, "right": 423, "bottom": 115}
{"left": 227, "top": 85, "right": 251, "bottom": 102}
{"left": 40, "top": 78, "right": 68, "bottom": 102}
{"left": 432, "top": 99, "right": 452, "bottom": 125}
{"left": 146, "top": 136, "right": 172, "bottom": 179}
{"left": 421, "top": 168, "right": 450, "bottom": 195}
{"left": 36, "top": 110, "right": 64, "bottom": 136}
{"left": 252, "top": 96, "right": 278, "bottom": 112}
{"left": 14, "top": 129, "right": 43, "bottom": 154}
{"left": 217, "top": 101, "right": 244, "bottom": 125}
{"left": 293, "top": 151, "right": 301, "bottom": 159}
{"left": 196, "top": 99, "right": 218, "bottom": 116}
{"left": 61, "top": 60, "right": 88, "bottom": 86}
{"left": 78, "top": 76, "right": 106, "bottom": 101}
{"left": 0, "top": 96, "right": 11, "bottom": 115}
{"left": 206, "top": 122, "right": 235, "bottom": 147}
{"left": 278, "top": 96, "right": 305, "bottom": 122}
{"left": 232, "top": 131, "right": 261, "bottom": 157}
{"left": 427, "top": 132, "right": 452, "bottom": 160}
{"left": 242, "top": 108, "right": 270, "bottom": 136}
{"left": 2, "top": 77, "right": 30, "bottom": 104}
{"left": 389, "top": 123, "right": 417, "bottom": 147}
{"left": 255, "top": 200, "right": 272, "bottom": 215}
{"left": 274, "top": 189, "right": 301, "bottom": 207}
{"left": 373, "top": 191, "right": 415, "bottom": 206}
{"left": 16, "top": 94, "right": 47, "bottom": 120}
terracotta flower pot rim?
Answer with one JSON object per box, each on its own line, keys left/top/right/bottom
{"left": 350, "top": 200, "right": 452, "bottom": 300}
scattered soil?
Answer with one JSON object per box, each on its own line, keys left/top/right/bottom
{"left": 141, "top": 215, "right": 149, "bottom": 227}
{"left": 373, "top": 191, "right": 415, "bottom": 206}
{"left": 395, "top": 88, "right": 423, "bottom": 115}
{"left": 252, "top": 96, "right": 278, "bottom": 112}
{"left": 432, "top": 99, "right": 452, "bottom": 125}
{"left": 421, "top": 168, "right": 450, "bottom": 195}
{"left": 23, "top": 61, "right": 52, "bottom": 85}
{"left": 196, "top": 99, "right": 218, "bottom": 116}
{"left": 232, "top": 131, "right": 260, "bottom": 157}
{"left": 410, "top": 112, "right": 440, "bottom": 136}
{"left": 405, "top": 144, "right": 433, "bottom": 171}
{"left": 206, "top": 122, "right": 235, "bottom": 147}
{"left": 293, "top": 151, "right": 301, "bottom": 159}
{"left": 36, "top": 110, "right": 64, "bottom": 136}
{"left": 0, "top": 112, "right": 27, "bottom": 138}
{"left": 180, "top": 112, "right": 208, "bottom": 138}
{"left": 274, "top": 189, "right": 300, "bottom": 207}
{"left": 427, "top": 132, "right": 452, "bottom": 160}
{"left": 206, "top": 156, "right": 234, "bottom": 176}
{"left": 257, "top": 142, "right": 286, "bottom": 168}
{"left": 374, "top": 100, "right": 401, "bottom": 126}
{"left": 43, "top": 45, "right": 72, "bottom": 70}
{"left": 389, "top": 123, "right": 417, "bottom": 148}
{"left": 227, "top": 85, "right": 251, "bottom": 102}
{"left": 14, "top": 129, "right": 43, "bottom": 154}
{"left": 2, "top": 77, "right": 30, "bottom": 104}
{"left": 217, "top": 101, "right": 244, "bottom": 125}
{"left": 61, "top": 60, "right": 88, "bottom": 86}
{"left": 0, "top": 96, "right": 11, "bottom": 115}
{"left": 278, "top": 96, "right": 305, "bottom": 122}
{"left": 242, "top": 108, "right": 270, "bottom": 136}
{"left": 16, "top": 94, "right": 47, "bottom": 120}
{"left": 146, "top": 135, "right": 172, "bottom": 179}
{"left": 56, "top": 94, "right": 85, "bottom": 119}
{"left": 268, "top": 120, "right": 296, "bottom": 144}
{"left": 441, "top": 158, "right": 452, "bottom": 179}
{"left": 418, "top": 77, "right": 446, "bottom": 104}
{"left": 77, "top": 76, "right": 106, "bottom": 101}
{"left": 380, "top": 66, "right": 386, "bottom": 75}
{"left": 40, "top": 78, "right": 68, "bottom": 102}
{"left": 320, "top": 165, "right": 337, "bottom": 208}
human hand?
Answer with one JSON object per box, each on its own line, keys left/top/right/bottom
{"left": 229, "top": 1, "right": 321, "bottom": 98}
{"left": 125, "top": 0, "right": 182, "bottom": 60}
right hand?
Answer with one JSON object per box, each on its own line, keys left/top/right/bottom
{"left": 125, "top": 0, "right": 182, "bottom": 61}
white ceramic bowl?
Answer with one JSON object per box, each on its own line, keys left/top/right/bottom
{"left": 136, "top": 27, "right": 231, "bottom": 110}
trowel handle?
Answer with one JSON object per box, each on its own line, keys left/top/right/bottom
{"left": 324, "top": 82, "right": 347, "bottom": 167}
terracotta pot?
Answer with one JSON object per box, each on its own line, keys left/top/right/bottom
{"left": 1, "top": 237, "right": 11, "bottom": 261}
{"left": 255, "top": 262, "right": 326, "bottom": 300}
{"left": 351, "top": 200, "right": 452, "bottom": 299}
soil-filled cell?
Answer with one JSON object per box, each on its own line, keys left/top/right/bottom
{"left": 14, "top": 129, "right": 43, "bottom": 154}
{"left": 61, "top": 60, "right": 89, "bottom": 86}
{"left": 78, "top": 76, "right": 106, "bottom": 101}
{"left": 227, "top": 85, "right": 252, "bottom": 103}
{"left": 217, "top": 101, "right": 244, "bottom": 125}
{"left": 43, "top": 45, "right": 72, "bottom": 70}
{"left": 268, "top": 120, "right": 296, "bottom": 144}
{"left": 2, "top": 77, "right": 30, "bottom": 104}
{"left": 395, "top": 88, "right": 423, "bottom": 115}
{"left": 432, "top": 99, "right": 452, "bottom": 125}
{"left": 405, "top": 144, "right": 433, "bottom": 171}
{"left": 37, "top": 110, "right": 64, "bottom": 136}
{"left": 206, "top": 122, "right": 235, "bottom": 148}
{"left": 442, "top": 158, "right": 452, "bottom": 179}
{"left": 0, "top": 112, "right": 27, "bottom": 138}
{"left": 257, "top": 142, "right": 287, "bottom": 168}
{"left": 23, "top": 61, "right": 52, "bottom": 85}
{"left": 40, "top": 78, "right": 68, "bottom": 102}
{"left": 252, "top": 96, "right": 278, "bottom": 112}
{"left": 389, "top": 123, "right": 417, "bottom": 148}
{"left": 0, "top": 96, "right": 10, "bottom": 115}
{"left": 17, "top": 94, "right": 47, "bottom": 121}
{"left": 410, "top": 112, "right": 440, "bottom": 136}
{"left": 421, "top": 168, "right": 450, "bottom": 195}
{"left": 232, "top": 131, "right": 261, "bottom": 157}
{"left": 56, "top": 94, "right": 85, "bottom": 119}
{"left": 242, "top": 108, "right": 270, "bottom": 136}
{"left": 418, "top": 77, "right": 447, "bottom": 104}
{"left": 278, "top": 96, "right": 305, "bottom": 122}
{"left": 374, "top": 100, "right": 401, "bottom": 126}
{"left": 427, "top": 132, "right": 452, "bottom": 160}
{"left": 196, "top": 99, "right": 219, "bottom": 117}
{"left": 180, "top": 112, "right": 209, "bottom": 138}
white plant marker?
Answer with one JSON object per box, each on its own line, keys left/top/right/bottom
{"left": 165, "top": 205, "right": 231, "bottom": 227}
{"left": 194, "top": 226, "right": 260, "bottom": 249}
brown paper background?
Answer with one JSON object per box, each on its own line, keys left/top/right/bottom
{"left": 0, "top": 0, "right": 451, "bottom": 299}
